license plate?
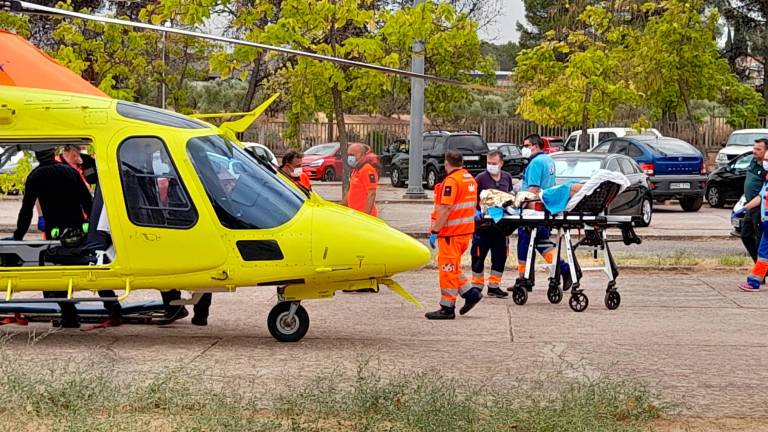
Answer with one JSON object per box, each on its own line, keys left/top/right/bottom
{"left": 670, "top": 182, "right": 690, "bottom": 190}
{"left": 464, "top": 156, "right": 479, "bottom": 161}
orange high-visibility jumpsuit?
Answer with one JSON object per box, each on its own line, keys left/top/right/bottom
{"left": 433, "top": 168, "right": 478, "bottom": 308}
{"left": 347, "top": 162, "right": 379, "bottom": 217}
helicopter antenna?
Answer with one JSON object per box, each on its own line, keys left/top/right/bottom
{"left": 4, "top": 0, "right": 499, "bottom": 93}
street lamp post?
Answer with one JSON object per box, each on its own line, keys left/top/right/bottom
{"left": 404, "top": 0, "right": 427, "bottom": 199}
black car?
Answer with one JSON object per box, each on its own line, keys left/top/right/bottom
{"left": 390, "top": 131, "right": 489, "bottom": 189}
{"left": 706, "top": 152, "right": 752, "bottom": 208}
{"left": 552, "top": 152, "right": 653, "bottom": 227}
{"left": 487, "top": 143, "right": 528, "bottom": 177}
{"left": 381, "top": 139, "right": 408, "bottom": 177}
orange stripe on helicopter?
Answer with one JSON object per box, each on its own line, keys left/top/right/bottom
{"left": 0, "top": 30, "right": 107, "bottom": 97}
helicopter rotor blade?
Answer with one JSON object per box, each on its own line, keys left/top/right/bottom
{"left": 9, "top": 0, "right": 499, "bottom": 93}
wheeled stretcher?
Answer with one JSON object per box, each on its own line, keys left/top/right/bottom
{"left": 487, "top": 181, "right": 642, "bottom": 312}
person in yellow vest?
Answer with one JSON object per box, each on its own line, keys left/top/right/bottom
{"left": 426, "top": 150, "right": 481, "bottom": 319}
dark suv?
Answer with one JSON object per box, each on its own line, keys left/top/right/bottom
{"left": 390, "top": 131, "right": 489, "bottom": 189}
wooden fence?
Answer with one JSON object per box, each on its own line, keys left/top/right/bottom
{"left": 244, "top": 116, "right": 768, "bottom": 157}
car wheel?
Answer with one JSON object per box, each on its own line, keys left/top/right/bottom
{"left": 706, "top": 185, "right": 725, "bottom": 208}
{"left": 425, "top": 166, "right": 438, "bottom": 190}
{"left": 679, "top": 195, "right": 703, "bottom": 212}
{"left": 322, "top": 167, "right": 336, "bottom": 182}
{"left": 391, "top": 166, "right": 405, "bottom": 187}
{"left": 635, "top": 196, "right": 653, "bottom": 227}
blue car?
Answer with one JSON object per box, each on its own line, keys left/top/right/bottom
{"left": 591, "top": 136, "right": 707, "bottom": 212}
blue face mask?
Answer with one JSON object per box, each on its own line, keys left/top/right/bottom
{"left": 347, "top": 156, "right": 357, "bottom": 167}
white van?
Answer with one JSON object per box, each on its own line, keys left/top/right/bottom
{"left": 564, "top": 127, "right": 662, "bottom": 152}
{"left": 715, "top": 129, "right": 768, "bottom": 168}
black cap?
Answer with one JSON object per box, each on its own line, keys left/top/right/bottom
{"left": 34, "top": 148, "right": 56, "bottom": 163}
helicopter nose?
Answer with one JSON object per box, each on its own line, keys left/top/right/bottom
{"left": 312, "top": 205, "right": 431, "bottom": 277}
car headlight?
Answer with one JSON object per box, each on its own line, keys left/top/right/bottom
{"left": 716, "top": 152, "right": 728, "bottom": 163}
{"left": 308, "top": 159, "right": 324, "bottom": 167}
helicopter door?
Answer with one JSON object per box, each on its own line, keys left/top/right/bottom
{"left": 113, "top": 136, "right": 226, "bottom": 274}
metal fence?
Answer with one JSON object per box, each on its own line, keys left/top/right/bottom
{"left": 244, "top": 116, "right": 768, "bottom": 157}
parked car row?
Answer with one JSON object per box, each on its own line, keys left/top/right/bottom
{"left": 292, "top": 126, "right": 768, "bottom": 230}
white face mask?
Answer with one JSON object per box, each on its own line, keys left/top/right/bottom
{"left": 486, "top": 164, "right": 501, "bottom": 175}
{"left": 762, "top": 161, "right": 768, "bottom": 170}
{"left": 292, "top": 167, "right": 303, "bottom": 177}
{"left": 521, "top": 147, "right": 532, "bottom": 158}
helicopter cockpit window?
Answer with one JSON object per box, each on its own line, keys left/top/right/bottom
{"left": 118, "top": 137, "right": 198, "bottom": 229}
{"left": 187, "top": 135, "right": 304, "bottom": 229}
{"left": 116, "top": 102, "right": 208, "bottom": 129}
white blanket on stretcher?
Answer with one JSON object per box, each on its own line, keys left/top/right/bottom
{"left": 565, "top": 169, "right": 630, "bottom": 212}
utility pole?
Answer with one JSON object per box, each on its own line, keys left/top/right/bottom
{"left": 404, "top": 0, "right": 427, "bottom": 199}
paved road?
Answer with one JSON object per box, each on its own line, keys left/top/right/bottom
{"left": 2, "top": 270, "right": 766, "bottom": 417}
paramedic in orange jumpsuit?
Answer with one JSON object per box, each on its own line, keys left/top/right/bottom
{"left": 342, "top": 143, "right": 378, "bottom": 216}
{"left": 426, "top": 150, "right": 482, "bottom": 320}
{"left": 280, "top": 150, "right": 312, "bottom": 190}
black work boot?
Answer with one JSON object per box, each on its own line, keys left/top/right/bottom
{"left": 425, "top": 306, "right": 455, "bottom": 320}
{"left": 487, "top": 287, "right": 509, "bottom": 298}
{"left": 52, "top": 318, "right": 80, "bottom": 329}
{"left": 459, "top": 287, "right": 483, "bottom": 315}
{"left": 191, "top": 315, "right": 208, "bottom": 326}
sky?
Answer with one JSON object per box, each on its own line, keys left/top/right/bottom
{"left": 479, "top": 0, "right": 526, "bottom": 44}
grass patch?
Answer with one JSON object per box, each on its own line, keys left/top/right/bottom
{"left": 718, "top": 255, "right": 753, "bottom": 267}
{"left": 0, "top": 353, "right": 662, "bottom": 432}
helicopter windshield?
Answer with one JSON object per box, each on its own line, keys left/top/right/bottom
{"left": 187, "top": 135, "right": 304, "bottom": 229}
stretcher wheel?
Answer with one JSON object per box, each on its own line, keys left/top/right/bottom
{"left": 547, "top": 285, "right": 563, "bottom": 304}
{"left": 268, "top": 302, "right": 309, "bottom": 342}
{"left": 605, "top": 291, "right": 621, "bottom": 310}
{"left": 569, "top": 293, "right": 589, "bottom": 312}
{"left": 512, "top": 287, "right": 528, "bottom": 306}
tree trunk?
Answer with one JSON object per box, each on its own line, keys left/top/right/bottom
{"left": 242, "top": 53, "right": 265, "bottom": 112}
{"left": 332, "top": 85, "right": 350, "bottom": 195}
{"left": 763, "top": 58, "right": 768, "bottom": 103}
{"left": 678, "top": 81, "right": 699, "bottom": 148}
{"left": 578, "top": 86, "right": 592, "bottom": 152}
{"left": 327, "top": 111, "right": 335, "bottom": 142}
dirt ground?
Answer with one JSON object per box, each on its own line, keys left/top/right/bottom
{"left": 2, "top": 268, "right": 767, "bottom": 421}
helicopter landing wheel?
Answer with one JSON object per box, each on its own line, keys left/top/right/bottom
{"left": 268, "top": 301, "right": 309, "bottom": 342}
{"left": 569, "top": 292, "right": 589, "bottom": 313}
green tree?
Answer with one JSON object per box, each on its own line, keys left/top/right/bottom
{"left": 0, "top": 11, "right": 30, "bottom": 37}
{"left": 718, "top": 0, "right": 768, "bottom": 101}
{"left": 379, "top": 1, "right": 495, "bottom": 124}
{"left": 481, "top": 41, "right": 520, "bottom": 70}
{"left": 627, "top": 0, "right": 762, "bottom": 129}
{"left": 515, "top": 5, "right": 639, "bottom": 150}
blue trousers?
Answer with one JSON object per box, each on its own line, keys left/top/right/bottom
{"left": 516, "top": 226, "right": 568, "bottom": 275}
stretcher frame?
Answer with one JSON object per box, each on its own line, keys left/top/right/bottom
{"left": 487, "top": 181, "right": 642, "bottom": 312}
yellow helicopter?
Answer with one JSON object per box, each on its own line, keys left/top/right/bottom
{"left": 0, "top": 24, "right": 432, "bottom": 341}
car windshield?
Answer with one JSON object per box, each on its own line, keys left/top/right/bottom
{"left": 728, "top": 133, "right": 768, "bottom": 146}
{"left": 305, "top": 144, "right": 337, "bottom": 155}
{"left": 187, "top": 135, "right": 305, "bottom": 229}
{"left": 447, "top": 135, "right": 488, "bottom": 153}
{"left": 642, "top": 138, "right": 699, "bottom": 156}
{"left": 555, "top": 158, "right": 603, "bottom": 178}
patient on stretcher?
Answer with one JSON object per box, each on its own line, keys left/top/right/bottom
{"left": 479, "top": 169, "right": 630, "bottom": 218}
